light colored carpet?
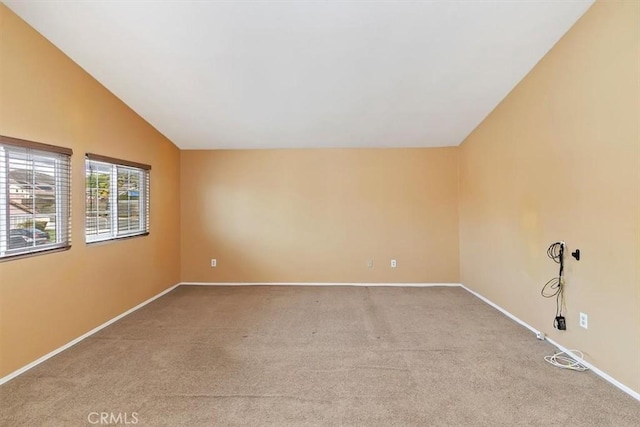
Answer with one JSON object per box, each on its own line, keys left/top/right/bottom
{"left": 1, "top": 285, "right": 639, "bottom": 426}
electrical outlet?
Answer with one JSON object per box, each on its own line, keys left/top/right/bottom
{"left": 536, "top": 331, "right": 546, "bottom": 340}
{"left": 211, "top": 259, "right": 217, "bottom": 268}
{"left": 367, "top": 260, "right": 373, "bottom": 268}
{"left": 391, "top": 259, "right": 397, "bottom": 268}
{"left": 579, "top": 312, "right": 588, "bottom": 329}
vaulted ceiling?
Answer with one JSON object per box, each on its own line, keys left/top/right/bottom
{"left": 5, "top": 0, "right": 594, "bottom": 149}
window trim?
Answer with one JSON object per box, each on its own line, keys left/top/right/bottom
{"left": 0, "top": 135, "right": 73, "bottom": 262}
{"left": 85, "top": 154, "right": 150, "bottom": 244}
{"left": 85, "top": 232, "right": 150, "bottom": 246}
{"left": 0, "top": 135, "right": 73, "bottom": 156}
{"left": 1, "top": 246, "right": 71, "bottom": 262}
{"left": 85, "top": 153, "right": 151, "bottom": 171}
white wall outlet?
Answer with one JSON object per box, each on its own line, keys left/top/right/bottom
{"left": 367, "top": 260, "right": 373, "bottom": 268}
{"left": 536, "top": 331, "right": 546, "bottom": 340}
{"left": 579, "top": 312, "right": 588, "bottom": 329}
{"left": 211, "top": 259, "right": 217, "bottom": 268}
{"left": 391, "top": 259, "right": 397, "bottom": 268}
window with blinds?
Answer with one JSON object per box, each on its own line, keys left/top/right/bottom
{"left": 0, "top": 135, "right": 72, "bottom": 260}
{"left": 85, "top": 154, "right": 150, "bottom": 243}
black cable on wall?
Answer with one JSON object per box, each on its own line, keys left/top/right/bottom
{"left": 541, "top": 242, "right": 566, "bottom": 330}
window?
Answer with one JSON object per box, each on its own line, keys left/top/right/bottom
{"left": 85, "top": 154, "right": 150, "bottom": 243}
{"left": 0, "top": 135, "right": 72, "bottom": 260}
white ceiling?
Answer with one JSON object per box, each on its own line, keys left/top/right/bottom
{"left": 5, "top": 0, "right": 594, "bottom": 150}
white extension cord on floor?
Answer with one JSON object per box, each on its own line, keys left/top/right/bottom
{"left": 544, "top": 349, "right": 590, "bottom": 372}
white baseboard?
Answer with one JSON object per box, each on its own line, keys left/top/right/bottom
{"left": 460, "top": 284, "right": 540, "bottom": 335}
{"left": 180, "top": 282, "right": 462, "bottom": 287}
{"left": 460, "top": 284, "right": 640, "bottom": 402}
{"left": 4, "top": 281, "right": 638, "bottom": 402}
{"left": 543, "top": 336, "right": 640, "bottom": 401}
{"left": 0, "top": 283, "right": 180, "bottom": 386}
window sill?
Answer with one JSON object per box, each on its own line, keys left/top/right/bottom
{"left": 86, "top": 232, "right": 150, "bottom": 246}
{"left": 0, "top": 245, "right": 71, "bottom": 262}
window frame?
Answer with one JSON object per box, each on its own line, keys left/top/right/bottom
{"left": 85, "top": 153, "right": 150, "bottom": 244}
{"left": 0, "top": 135, "right": 73, "bottom": 261}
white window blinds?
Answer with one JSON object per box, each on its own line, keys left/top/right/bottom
{"left": 85, "top": 154, "right": 150, "bottom": 243}
{"left": 0, "top": 135, "right": 72, "bottom": 260}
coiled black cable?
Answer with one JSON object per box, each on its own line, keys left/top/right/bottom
{"left": 541, "top": 242, "right": 565, "bottom": 328}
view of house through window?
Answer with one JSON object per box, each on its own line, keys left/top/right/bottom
{"left": 0, "top": 137, "right": 72, "bottom": 259}
{"left": 85, "top": 155, "right": 150, "bottom": 242}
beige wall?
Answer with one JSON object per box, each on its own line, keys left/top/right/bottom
{"left": 181, "top": 148, "right": 459, "bottom": 283}
{"left": 0, "top": 5, "right": 181, "bottom": 377}
{"left": 2, "top": 0, "right": 638, "bottom": 397}
{"left": 459, "top": 0, "right": 639, "bottom": 392}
